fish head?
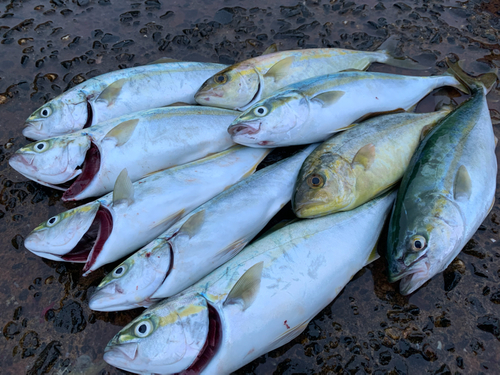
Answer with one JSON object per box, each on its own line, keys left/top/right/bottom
{"left": 104, "top": 293, "right": 212, "bottom": 374}
{"left": 89, "top": 239, "right": 172, "bottom": 311}
{"left": 293, "top": 153, "right": 356, "bottom": 218}
{"left": 195, "top": 64, "right": 259, "bottom": 109}
{"left": 9, "top": 135, "right": 90, "bottom": 186}
{"left": 24, "top": 201, "right": 100, "bottom": 259}
{"left": 227, "top": 90, "right": 309, "bottom": 147}
{"left": 388, "top": 193, "right": 465, "bottom": 295}
{"left": 23, "top": 90, "right": 89, "bottom": 140}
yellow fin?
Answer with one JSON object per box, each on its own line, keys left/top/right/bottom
{"left": 215, "top": 238, "right": 247, "bottom": 259}
{"left": 178, "top": 210, "right": 205, "bottom": 239}
{"left": 335, "top": 122, "right": 357, "bottom": 131}
{"left": 262, "top": 44, "right": 278, "bottom": 55}
{"left": 454, "top": 165, "right": 472, "bottom": 201}
{"left": 495, "top": 136, "right": 498, "bottom": 147}
{"left": 97, "top": 78, "right": 127, "bottom": 106}
{"left": 310, "top": 90, "right": 345, "bottom": 108}
{"left": 151, "top": 209, "right": 185, "bottom": 230}
{"left": 104, "top": 119, "right": 139, "bottom": 147}
{"left": 420, "top": 123, "right": 435, "bottom": 141}
{"left": 147, "top": 57, "right": 182, "bottom": 65}
{"left": 365, "top": 242, "right": 380, "bottom": 266}
{"left": 113, "top": 169, "right": 134, "bottom": 206}
{"left": 264, "top": 56, "right": 294, "bottom": 82}
{"left": 352, "top": 144, "right": 376, "bottom": 171}
{"left": 223, "top": 261, "right": 263, "bottom": 311}
{"left": 488, "top": 196, "right": 495, "bottom": 215}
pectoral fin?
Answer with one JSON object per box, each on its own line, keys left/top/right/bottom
{"left": 454, "top": 165, "right": 472, "bottom": 201}
{"left": 104, "top": 119, "right": 139, "bottom": 147}
{"left": 151, "top": 209, "right": 185, "bottom": 230}
{"left": 223, "top": 261, "right": 263, "bottom": 311}
{"left": 262, "top": 44, "right": 278, "bottom": 55}
{"left": 420, "top": 124, "right": 434, "bottom": 141}
{"left": 113, "top": 169, "right": 134, "bottom": 206}
{"left": 178, "top": 210, "right": 205, "bottom": 239}
{"left": 97, "top": 78, "right": 127, "bottom": 106}
{"left": 264, "top": 56, "right": 294, "bottom": 82}
{"left": 215, "top": 238, "right": 247, "bottom": 259}
{"left": 310, "top": 91, "right": 345, "bottom": 108}
{"left": 352, "top": 144, "right": 376, "bottom": 171}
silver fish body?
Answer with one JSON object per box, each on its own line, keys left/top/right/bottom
{"left": 23, "top": 62, "right": 227, "bottom": 140}
{"left": 23, "top": 146, "right": 270, "bottom": 275}
{"left": 228, "top": 71, "right": 463, "bottom": 147}
{"left": 11, "top": 106, "right": 238, "bottom": 200}
{"left": 89, "top": 144, "right": 317, "bottom": 311}
{"left": 103, "top": 191, "right": 396, "bottom": 374}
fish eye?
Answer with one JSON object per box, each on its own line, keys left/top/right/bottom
{"left": 40, "top": 106, "right": 52, "bottom": 118}
{"left": 47, "top": 216, "right": 59, "bottom": 227}
{"left": 134, "top": 320, "right": 153, "bottom": 338}
{"left": 112, "top": 264, "right": 127, "bottom": 278}
{"left": 253, "top": 106, "right": 268, "bottom": 117}
{"left": 214, "top": 74, "right": 228, "bottom": 84}
{"left": 410, "top": 235, "right": 427, "bottom": 252}
{"left": 307, "top": 174, "right": 324, "bottom": 188}
{"left": 34, "top": 141, "right": 48, "bottom": 153}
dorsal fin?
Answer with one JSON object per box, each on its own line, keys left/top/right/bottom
{"left": 454, "top": 165, "right": 472, "bottom": 201}
{"left": 178, "top": 210, "right": 205, "bottom": 239}
{"left": 147, "top": 57, "right": 183, "bottom": 65}
{"left": 96, "top": 78, "right": 127, "bottom": 106}
{"left": 352, "top": 144, "right": 376, "bottom": 170}
{"left": 262, "top": 44, "right": 278, "bottom": 55}
{"left": 104, "top": 119, "right": 139, "bottom": 147}
{"left": 223, "top": 261, "right": 263, "bottom": 311}
{"left": 264, "top": 56, "right": 294, "bottom": 82}
{"left": 310, "top": 91, "right": 345, "bottom": 108}
{"left": 113, "top": 169, "right": 134, "bottom": 206}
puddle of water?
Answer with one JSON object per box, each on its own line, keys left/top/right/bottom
{"left": 1, "top": 0, "right": 499, "bottom": 374}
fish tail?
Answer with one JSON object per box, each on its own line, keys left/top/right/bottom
{"left": 377, "top": 35, "right": 430, "bottom": 70}
{"left": 446, "top": 58, "right": 498, "bottom": 95}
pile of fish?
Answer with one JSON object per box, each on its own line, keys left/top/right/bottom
{"left": 9, "top": 36, "right": 497, "bottom": 374}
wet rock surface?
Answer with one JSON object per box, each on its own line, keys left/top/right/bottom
{"left": 0, "top": 0, "right": 499, "bottom": 374}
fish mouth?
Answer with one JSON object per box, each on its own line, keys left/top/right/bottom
{"left": 194, "top": 88, "right": 224, "bottom": 103}
{"left": 390, "top": 256, "right": 431, "bottom": 295}
{"left": 104, "top": 342, "right": 139, "bottom": 364}
{"left": 22, "top": 122, "right": 43, "bottom": 140}
{"left": 181, "top": 303, "right": 222, "bottom": 374}
{"left": 44, "top": 206, "right": 113, "bottom": 267}
{"left": 62, "top": 142, "right": 101, "bottom": 201}
{"left": 227, "top": 122, "right": 261, "bottom": 137}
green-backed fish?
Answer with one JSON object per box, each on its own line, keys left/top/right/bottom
{"left": 386, "top": 61, "right": 497, "bottom": 295}
{"left": 23, "top": 61, "right": 227, "bottom": 140}
{"left": 23, "top": 146, "right": 270, "bottom": 275}
{"left": 293, "top": 108, "right": 452, "bottom": 218}
{"left": 195, "top": 36, "right": 426, "bottom": 110}
{"left": 228, "top": 71, "right": 465, "bottom": 147}
{"left": 103, "top": 191, "right": 395, "bottom": 374}
{"left": 88, "top": 144, "right": 317, "bottom": 312}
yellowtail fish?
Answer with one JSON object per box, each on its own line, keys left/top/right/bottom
{"left": 387, "top": 61, "right": 497, "bottom": 295}
{"left": 195, "top": 36, "right": 426, "bottom": 110}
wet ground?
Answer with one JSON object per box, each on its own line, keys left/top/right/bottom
{"left": 1, "top": 0, "right": 499, "bottom": 374}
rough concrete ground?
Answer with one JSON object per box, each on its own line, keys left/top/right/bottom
{"left": 0, "top": 0, "right": 499, "bottom": 374}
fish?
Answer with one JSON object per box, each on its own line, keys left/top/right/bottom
{"left": 23, "top": 146, "right": 270, "bottom": 275}
{"left": 88, "top": 144, "right": 317, "bottom": 312}
{"left": 293, "top": 108, "right": 452, "bottom": 218}
{"left": 11, "top": 106, "right": 238, "bottom": 200}
{"left": 386, "top": 61, "right": 497, "bottom": 295}
{"left": 194, "top": 36, "right": 427, "bottom": 110}
{"left": 23, "top": 61, "right": 227, "bottom": 140}
{"left": 227, "top": 71, "right": 465, "bottom": 147}
{"left": 103, "top": 191, "right": 395, "bottom": 374}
